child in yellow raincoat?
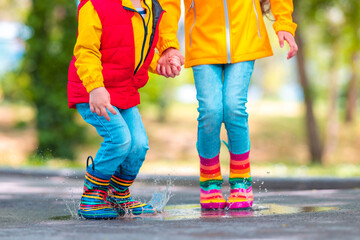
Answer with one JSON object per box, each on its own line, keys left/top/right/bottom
{"left": 157, "top": 0, "right": 298, "bottom": 209}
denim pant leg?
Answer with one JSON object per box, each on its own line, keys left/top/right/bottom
{"left": 116, "top": 106, "right": 149, "bottom": 176}
{"left": 192, "top": 64, "right": 224, "bottom": 159}
{"left": 223, "top": 61, "right": 255, "bottom": 154}
{"left": 76, "top": 103, "right": 132, "bottom": 175}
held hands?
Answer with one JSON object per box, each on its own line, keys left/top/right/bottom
{"left": 157, "top": 48, "right": 184, "bottom": 78}
{"left": 89, "top": 87, "right": 117, "bottom": 121}
{"left": 277, "top": 31, "right": 298, "bottom": 60}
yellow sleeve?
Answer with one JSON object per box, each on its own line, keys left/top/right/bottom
{"left": 148, "top": 53, "right": 160, "bottom": 74}
{"left": 74, "top": 1, "right": 104, "bottom": 93}
{"left": 157, "top": 0, "right": 181, "bottom": 55}
{"left": 269, "top": 0, "right": 297, "bottom": 36}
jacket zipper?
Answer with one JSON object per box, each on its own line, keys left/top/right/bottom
{"left": 253, "top": 0, "right": 261, "bottom": 39}
{"left": 124, "top": 4, "right": 151, "bottom": 75}
{"left": 223, "top": 0, "right": 231, "bottom": 63}
{"left": 188, "top": 1, "right": 196, "bottom": 47}
{"left": 142, "top": 11, "right": 165, "bottom": 69}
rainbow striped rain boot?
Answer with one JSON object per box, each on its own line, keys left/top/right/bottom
{"left": 227, "top": 151, "right": 254, "bottom": 209}
{"left": 78, "top": 157, "right": 118, "bottom": 220}
{"left": 200, "top": 155, "right": 226, "bottom": 209}
{"left": 107, "top": 172, "right": 155, "bottom": 215}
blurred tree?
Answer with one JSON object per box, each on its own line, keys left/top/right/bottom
{"left": 293, "top": 0, "right": 359, "bottom": 163}
{"left": 294, "top": 30, "right": 323, "bottom": 163}
{"left": 345, "top": 53, "right": 359, "bottom": 122}
{"left": 293, "top": 0, "right": 325, "bottom": 163}
{"left": 341, "top": 1, "right": 360, "bottom": 123}
{"left": 19, "top": 0, "right": 84, "bottom": 160}
{"left": 0, "top": 0, "right": 30, "bottom": 22}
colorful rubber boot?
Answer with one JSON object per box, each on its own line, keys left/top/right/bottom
{"left": 200, "top": 155, "right": 226, "bottom": 209}
{"left": 107, "top": 172, "right": 155, "bottom": 215}
{"left": 78, "top": 158, "right": 118, "bottom": 219}
{"left": 227, "top": 151, "right": 254, "bottom": 209}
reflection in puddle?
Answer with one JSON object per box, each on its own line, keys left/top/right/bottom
{"left": 153, "top": 204, "right": 338, "bottom": 220}
{"left": 49, "top": 204, "right": 338, "bottom": 221}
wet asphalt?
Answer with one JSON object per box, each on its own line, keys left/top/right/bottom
{"left": 0, "top": 172, "right": 360, "bottom": 240}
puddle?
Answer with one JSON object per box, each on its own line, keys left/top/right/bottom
{"left": 149, "top": 204, "right": 339, "bottom": 220}
{"left": 49, "top": 204, "right": 338, "bottom": 221}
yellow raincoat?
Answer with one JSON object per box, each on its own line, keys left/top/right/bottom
{"left": 158, "top": 0, "right": 297, "bottom": 68}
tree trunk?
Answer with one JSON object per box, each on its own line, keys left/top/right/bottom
{"left": 345, "top": 52, "right": 359, "bottom": 123}
{"left": 295, "top": 32, "right": 323, "bottom": 164}
{"left": 322, "top": 44, "right": 340, "bottom": 163}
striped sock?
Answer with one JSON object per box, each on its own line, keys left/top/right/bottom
{"left": 107, "top": 172, "right": 154, "bottom": 215}
{"left": 78, "top": 167, "right": 118, "bottom": 219}
{"left": 200, "top": 155, "right": 226, "bottom": 209}
{"left": 227, "top": 151, "right": 254, "bottom": 209}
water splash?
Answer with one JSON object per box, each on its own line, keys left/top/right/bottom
{"left": 148, "top": 177, "right": 174, "bottom": 213}
{"left": 64, "top": 198, "right": 80, "bottom": 219}
{"left": 55, "top": 173, "right": 82, "bottom": 220}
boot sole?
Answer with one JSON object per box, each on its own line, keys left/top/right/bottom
{"left": 226, "top": 201, "right": 253, "bottom": 209}
{"left": 78, "top": 210, "right": 118, "bottom": 220}
{"left": 201, "top": 202, "right": 226, "bottom": 209}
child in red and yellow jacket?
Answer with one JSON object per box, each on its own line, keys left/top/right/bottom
{"left": 67, "top": 0, "right": 175, "bottom": 219}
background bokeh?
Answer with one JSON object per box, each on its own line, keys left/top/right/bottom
{"left": 0, "top": 0, "right": 359, "bottom": 177}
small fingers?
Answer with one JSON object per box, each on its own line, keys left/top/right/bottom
{"left": 169, "top": 59, "right": 182, "bottom": 72}
{"left": 95, "top": 107, "right": 101, "bottom": 117}
{"left": 103, "top": 110, "right": 111, "bottom": 121}
{"left": 156, "top": 64, "right": 160, "bottom": 74}
{"left": 107, "top": 104, "right": 117, "bottom": 116}
{"left": 161, "top": 66, "right": 169, "bottom": 78}
{"left": 287, "top": 46, "right": 297, "bottom": 59}
{"left": 178, "top": 54, "right": 185, "bottom": 65}
{"left": 285, "top": 35, "right": 298, "bottom": 59}
{"left": 90, "top": 104, "right": 96, "bottom": 113}
{"left": 171, "top": 65, "right": 180, "bottom": 76}
{"left": 97, "top": 106, "right": 110, "bottom": 121}
{"left": 278, "top": 33, "right": 285, "bottom": 48}
{"left": 157, "top": 64, "right": 161, "bottom": 75}
{"left": 166, "top": 65, "right": 175, "bottom": 78}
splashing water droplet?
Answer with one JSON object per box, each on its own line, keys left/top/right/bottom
{"left": 148, "top": 178, "right": 174, "bottom": 213}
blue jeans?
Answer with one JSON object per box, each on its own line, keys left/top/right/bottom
{"left": 76, "top": 104, "right": 149, "bottom": 176}
{"left": 192, "top": 61, "right": 255, "bottom": 159}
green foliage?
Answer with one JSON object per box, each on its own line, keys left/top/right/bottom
{"left": 294, "top": 0, "right": 360, "bottom": 105}
{"left": 19, "top": 0, "right": 84, "bottom": 160}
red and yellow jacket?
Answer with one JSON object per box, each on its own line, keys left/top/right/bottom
{"left": 157, "top": 0, "right": 297, "bottom": 68}
{"left": 67, "top": 0, "right": 164, "bottom": 109}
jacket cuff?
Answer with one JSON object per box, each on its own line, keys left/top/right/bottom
{"left": 149, "top": 53, "right": 160, "bottom": 74}
{"left": 273, "top": 21, "right": 297, "bottom": 36}
{"left": 84, "top": 81, "right": 105, "bottom": 93}
{"left": 158, "top": 39, "right": 180, "bottom": 56}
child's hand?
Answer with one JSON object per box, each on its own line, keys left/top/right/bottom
{"left": 169, "top": 55, "right": 182, "bottom": 72}
{"left": 89, "top": 87, "right": 117, "bottom": 121}
{"left": 277, "top": 31, "right": 298, "bottom": 60}
{"left": 157, "top": 48, "right": 184, "bottom": 78}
